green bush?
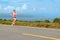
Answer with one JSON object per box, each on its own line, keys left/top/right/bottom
{"left": 53, "top": 18, "right": 60, "bottom": 24}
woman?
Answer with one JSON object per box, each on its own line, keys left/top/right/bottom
{"left": 11, "top": 10, "right": 17, "bottom": 26}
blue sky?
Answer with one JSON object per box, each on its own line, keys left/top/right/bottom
{"left": 0, "top": 0, "right": 60, "bottom": 21}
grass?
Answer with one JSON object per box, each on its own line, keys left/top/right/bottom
{"left": 0, "top": 19, "right": 60, "bottom": 29}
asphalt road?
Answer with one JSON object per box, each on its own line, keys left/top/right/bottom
{"left": 0, "top": 25, "right": 60, "bottom": 40}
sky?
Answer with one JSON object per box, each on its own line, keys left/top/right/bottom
{"left": 0, "top": 0, "right": 60, "bottom": 21}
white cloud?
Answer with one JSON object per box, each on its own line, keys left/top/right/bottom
{"left": 3, "top": 4, "right": 28, "bottom": 12}
{"left": 16, "top": 7, "right": 21, "bottom": 11}
{"left": 0, "top": 5, "right": 2, "bottom": 10}
{"left": 4, "top": 6, "right": 15, "bottom": 10}
{"left": 40, "top": 8, "right": 47, "bottom": 11}
{"left": 15, "top": 4, "right": 28, "bottom": 11}
{"left": 2, "top": 0, "right": 20, "bottom": 3}
{"left": 33, "top": 8, "right": 36, "bottom": 11}
{"left": 21, "top": 4, "right": 27, "bottom": 10}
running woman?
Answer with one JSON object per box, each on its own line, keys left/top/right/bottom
{"left": 11, "top": 10, "right": 17, "bottom": 26}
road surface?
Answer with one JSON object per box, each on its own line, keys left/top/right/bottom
{"left": 0, "top": 25, "right": 60, "bottom": 40}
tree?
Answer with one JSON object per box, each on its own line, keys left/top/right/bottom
{"left": 44, "top": 20, "right": 50, "bottom": 23}
{"left": 3, "top": 19, "right": 7, "bottom": 21}
{"left": 0, "top": 19, "right": 2, "bottom": 20}
{"left": 53, "top": 18, "right": 60, "bottom": 23}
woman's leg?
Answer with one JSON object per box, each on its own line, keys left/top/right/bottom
{"left": 11, "top": 18, "right": 16, "bottom": 26}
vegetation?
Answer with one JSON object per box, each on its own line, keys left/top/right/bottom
{"left": 44, "top": 20, "right": 50, "bottom": 23}
{"left": 0, "top": 18, "right": 60, "bottom": 29}
{"left": 53, "top": 18, "right": 60, "bottom": 24}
